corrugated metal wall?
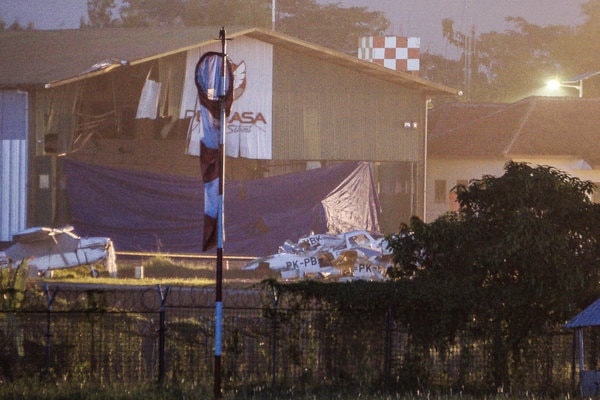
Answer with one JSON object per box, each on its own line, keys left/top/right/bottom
{"left": 0, "top": 90, "right": 28, "bottom": 242}
{"left": 272, "top": 47, "right": 425, "bottom": 162}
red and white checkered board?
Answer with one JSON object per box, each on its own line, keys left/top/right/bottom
{"left": 358, "top": 36, "right": 420, "bottom": 72}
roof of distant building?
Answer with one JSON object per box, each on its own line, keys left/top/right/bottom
{"left": 428, "top": 96, "right": 600, "bottom": 166}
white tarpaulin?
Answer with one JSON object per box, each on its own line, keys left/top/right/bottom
{"left": 136, "top": 78, "right": 161, "bottom": 119}
{"left": 183, "top": 36, "right": 273, "bottom": 159}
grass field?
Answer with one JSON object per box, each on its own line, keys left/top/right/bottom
{"left": 22, "top": 256, "right": 578, "bottom": 399}
{"left": 42, "top": 254, "right": 270, "bottom": 287}
{"left": 0, "top": 381, "right": 576, "bottom": 400}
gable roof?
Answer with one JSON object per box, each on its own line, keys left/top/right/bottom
{"left": 564, "top": 297, "right": 600, "bottom": 328}
{"left": 0, "top": 26, "right": 458, "bottom": 95}
{"left": 0, "top": 26, "right": 243, "bottom": 88}
{"left": 428, "top": 96, "right": 600, "bottom": 166}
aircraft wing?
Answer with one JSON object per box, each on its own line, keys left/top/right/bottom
{"left": 4, "top": 226, "right": 116, "bottom": 276}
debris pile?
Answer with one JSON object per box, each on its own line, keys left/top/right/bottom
{"left": 243, "top": 230, "right": 393, "bottom": 281}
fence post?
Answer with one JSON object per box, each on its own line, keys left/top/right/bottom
{"left": 384, "top": 305, "right": 393, "bottom": 391}
{"left": 157, "top": 285, "right": 170, "bottom": 384}
{"left": 270, "top": 283, "right": 280, "bottom": 394}
{"left": 43, "top": 284, "right": 58, "bottom": 379}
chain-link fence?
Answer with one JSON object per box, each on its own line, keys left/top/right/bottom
{"left": 0, "top": 283, "right": 579, "bottom": 396}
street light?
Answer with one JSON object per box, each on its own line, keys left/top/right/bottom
{"left": 547, "top": 71, "right": 600, "bottom": 98}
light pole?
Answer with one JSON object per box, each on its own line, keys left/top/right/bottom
{"left": 547, "top": 71, "right": 600, "bottom": 98}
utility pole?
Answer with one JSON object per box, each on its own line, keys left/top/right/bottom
{"left": 463, "top": 0, "right": 473, "bottom": 101}
{"left": 272, "top": 0, "right": 276, "bottom": 30}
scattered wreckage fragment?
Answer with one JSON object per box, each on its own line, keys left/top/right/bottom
{"left": 243, "top": 230, "right": 393, "bottom": 281}
{"left": 0, "top": 226, "right": 117, "bottom": 277}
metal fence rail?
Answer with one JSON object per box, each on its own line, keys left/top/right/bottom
{"left": 0, "top": 284, "right": 577, "bottom": 396}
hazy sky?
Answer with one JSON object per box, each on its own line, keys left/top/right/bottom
{"left": 0, "top": 0, "right": 87, "bottom": 30}
{"left": 321, "top": 0, "right": 587, "bottom": 56}
{"left": 0, "top": 0, "right": 588, "bottom": 56}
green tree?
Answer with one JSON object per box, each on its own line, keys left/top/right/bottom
{"left": 119, "top": 0, "right": 189, "bottom": 27}
{"left": 0, "top": 259, "right": 28, "bottom": 311}
{"left": 389, "top": 213, "right": 481, "bottom": 357}
{"left": 116, "top": 0, "right": 275, "bottom": 28}
{"left": 276, "top": 0, "right": 389, "bottom": 55}
{"left": 83, "top": 0, "right": 119, "bottom": 28}
{"left": 387, "top": 162, "right": 600, "bottom": 390}
{"left": 428, "top": 0, "right": 600, "bottom": 102}
{"left": 476, "top": 17, "right": 572, "bottom": 102}
{"left": 117, "top": 0, "right": 388, "bottom": 55}
{"left": 419, "top": 51, "right": 470, "bottom": 106}
{"left": 0, "top": 18, "right": 34, "bottom": 31}
{"left": 433, "top": 17, "right": 573, "bottom": 102}
{"left": 0, "top": 259, "right": 29, "bottom": 359}
{"left": 561, "top": 0, "right": 600, "bottom": 97}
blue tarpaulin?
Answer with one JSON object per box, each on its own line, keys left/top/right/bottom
{"left": 64, "top": 159, "right": 380, "bottom": 256}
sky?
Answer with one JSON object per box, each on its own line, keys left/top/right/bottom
{"left": 0, "top": 0, "right": 88, "bottom": 30}
{"left": 321, "top": 0, "right": 588, "bottom": 56}
{"left": 0, "top": 0, "right": 589, "bottom": 56}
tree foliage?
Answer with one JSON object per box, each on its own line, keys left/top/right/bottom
{"left": 0, "top": 259, "right": 28, "bottom": 311}
{"left": 424, "top": 0, "right": 600, "bottom": 102}
{"left": 276, "top": 0, "right": 389, "bottom": 54}
{"left": 117, "top": 0, "right": 271, "bottom": 28}
{"left": 566, "top": 0, "right": 600, "bottom": 97}
{"left": 425, "top": 17, "right": 574, "bottom": 102}
{"left": 83, "top": 0, "right": 119, "bottom": 28}
{"left": 110, "top": 0, "right": 388, "bottom": 55}
{"left": 386, "top": 162, "right": 600, "bottom": 388}
{"left": 0, "top": 18, "right": 34, "bottom": 31}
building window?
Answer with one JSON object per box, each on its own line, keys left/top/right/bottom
{"left": 434, "top": 180, "right": 446, "bottom": 203}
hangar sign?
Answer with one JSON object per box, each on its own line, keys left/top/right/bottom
{"left": 183, "top": 36, "right": 273, "bottom": 160}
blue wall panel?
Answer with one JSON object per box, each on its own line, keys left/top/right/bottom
{"left": 0, "top": 90, "right": 28, "bottom": 242}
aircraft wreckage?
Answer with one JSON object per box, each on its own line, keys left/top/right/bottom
{"left": 0, "top": 226, "right": 117, "bottom": 277}
{"left": 243, "top": 230, "right": 394, "bottom": 281}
